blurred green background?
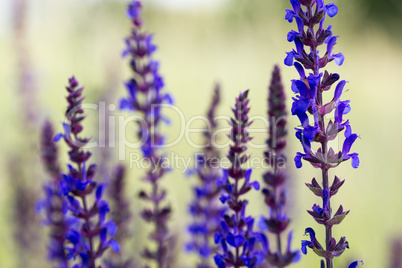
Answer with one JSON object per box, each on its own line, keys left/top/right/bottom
{"left": 1, "top": 0, "right": 402, "bottom": 267}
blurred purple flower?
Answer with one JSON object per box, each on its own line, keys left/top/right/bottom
{"left": 187, "top": 84, "right": 225, "bottom": 268}
{"left": 120, "top": 1, "right": 174, "bottom": 267}
{"left": 260, "top": 65, "right": 299, "bottom": 267}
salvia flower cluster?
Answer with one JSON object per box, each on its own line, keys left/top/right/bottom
{"left": 104, "top": 165, "right": 134, "bottom": 268}
{"left": 187, "top": 84, "right": 225, "bottom": 268}
{"left": 284, "top": 0, "right": 360, "bottom": 267}
{"left": 260, "top": 65, "right": 299, "bottom": 267}
{"left": 54, "top": 77, "right": 119, "bottom": 267}
{"left": 120, "top": 1, "right": 173, "bottom": 267}
{"left": 39, "top": 121, "right": 70, "bottom": 268}
{"left": 214, "top": 90, "right": 267, "bottom": 268}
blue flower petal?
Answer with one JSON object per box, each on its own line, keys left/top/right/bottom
{"left": 325, "top": 3, "right": 338, "bottom": 17}
{"left": 214, "top": 254, "right": 226, "bottom": 268}
{"left": 301, "top": 240, "right": 310, "bottom": 255}
{"left": 227, "top": 235, "right": 245, "bottom": 247}
{"left": 290, "top": 0, "right": 301, "bottom": 12}
{"left": 54, "top": 133, "right": 63, "bottom": 142}
{"left": 287, "top": 30, "right": 299, "bottom": 42}
{"left": 348, "top": 260, "right": 363, "bottom": 268}
{"left": 350, "top": 153, "right": 360, "bottom": 168}
{"left": 284, "top": 51, "right": 295, "bottom": 66}
{"left": 109, "top": 239, "right": 120, "bottom": 252}
{"left": 294, "top": 62, "right": 306, "bottom": 79}
{"left": 303, "top": 126, "right": 318, "bottom": 141}
{"left": 305, "top": 227, "right": 316, "bottom": 240}
{"left": 295, "top": 80, "right": 310, "bottom": 99}
{"left": 119, "top": 98, "right": 133, "bottom": 110}
{"left": 96, "top": 184, "right": 104, "bottom": 201}
{"left": 333, "top": 53, "right": 345, "bottom": 66}
{"left": 291, "top": 80, "right": 299, "bottom": 93}
{"left": 334, "top": 80, "right": 346, "bottom": 101}
{"left": 250, "top": 181, "right": 260, "bottom": 190}
{"left": 296, "top": 17, "right": 304, "bottom": 33}
{"left": 219, "top": 195, "right": 229, "bottom": 204}
{"left": 294, "top": 153, "right": 304, "bottom": 168}
{"left": 244, "top": 169, "right": 252, "bottom": 182}
{"left": 342, "top": 134, "right": 358, "bottom": 156}
{"left": 106, "top": 220, "right": 117, "bottom": 236}
{"left": 285, "top": 9, "right": 296, "bottom": 23}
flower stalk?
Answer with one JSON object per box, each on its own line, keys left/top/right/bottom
{"left": 55, "top": 77, "right": 119, "bottom": 268}
{"left": 214, "top": 90, "right": 266, "bottom": 268}
{"left": 284, "top": 0, "right": 361, "bottom": 267}
{"left": 260, "top": 65, "right": 299, "bottom": 267}
{"left": 187, "top": 84, "right": 225, "bottom": 268}
{"left": 39, "top": 121, "right": 70, "bottom": 268}
{"left": 120, "top": 1, "right": 174, "bottom": 267}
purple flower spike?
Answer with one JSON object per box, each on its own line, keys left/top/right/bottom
{"left": 39, "top": 121, "right": 71, "bottom": 268}
{"left": 52, "top": 77, "right": 118, "bottom": 268}
{"left": 103, "top": 165, "right": 134, "bottom": 268}
{"left": 260, "top": 65, "right": 299, "bottom": 267}
{"left": 120, "top": 1, "right": 174, "bottom": 267}
{"left": 187, "top": 84, "right": 225, "bottom": 268}
{"left": 284, "top": 0, "right": 360, "bottom": 267}
{"left": 214, "top": 90, "right": 266, "bottom": 268}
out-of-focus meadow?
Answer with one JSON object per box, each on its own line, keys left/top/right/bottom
{"left": 0, "top": 0, "right": 402, "bottom": 267}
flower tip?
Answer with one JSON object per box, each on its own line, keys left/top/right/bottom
{"left": 284, "top": 51, "right": 295, "bottom": 66}
{"left": 54, "top": 133, "right": 63, "bottom": 142}
{"left": 325, "top": 3, "right": 339, "bottom": 17}
{"left": 119, "top": 98, "right": 133, "bottom": 111}
{"left": 351, "top": 154, "right": 360, "bottom": 168}
{"left": 109, "top": 239, "right": 120, "bottom": 252}
{"left": 334, "top": 53, "right": 345, "bottom": 66}
{"left": 251, "top": 181, "right": 260, "bottom": 191}
{"left": 69, "top": 76, "right": 78, "bottom": 87}
{"left": 294, "top": 153, "right": 303, "bottom": 168}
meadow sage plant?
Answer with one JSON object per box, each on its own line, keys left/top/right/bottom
{"left": 284, "top": 0, "right": 362, "bottom": 267}
{"left": 187, "top": 84, "right": 225, "bottom": 268}
{"left": 54, "top": 77, "right": 119, "bottom": 268}
{"left": 214, "top": 90, "right": 267, "bottom": 268}
{"left": 104, "top": 165, "right": 134, "bottom": 268}
{"left": 120, "top": 1, "right": 174, "bottom": 267}
{"left": 39, "top": 121, "right": 70, "bottom": 268}
{"left": 260, "top": 65, "right": 299, "bottom": 267}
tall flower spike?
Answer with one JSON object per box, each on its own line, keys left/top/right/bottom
{"left": 284, "top": 1, "right": 360, "bottom": 267}
{"left": 214, "top": 90, "right": 266, "bottom": 268}
{"left": 187, "top": 84, "right": 225, "bottom": 268}
{"left": 260, "top": 65, "right": 299, "bottom": 267}
{"left": 120, "top": 1, "right": 173, "bottom": 267}
{"left": 104, "top": 165, "right": 134, "bottom": 268}
{"left": 38, "top": 121, "right": 70, "bottom": 268}
{"left": 55, "top": 77, "right": 119, "bottom": 268}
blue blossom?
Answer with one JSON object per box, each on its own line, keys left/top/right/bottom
{"left": 284, "top": 0, "right": 360, "bottom": 266}
{"left": 120, "top": 1, "right": 174, "bottom": 266}
{"left": 214, "top": 90, "right": 266, "bottom": 268}
{"left": 325, "top": 3, "right": 338, "bottom": 17}
{"left": 55, "top": 77, "right": 118, "bottom": 267}
{"left": 260, "top": 66, "right": 300, "bottom": 266}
